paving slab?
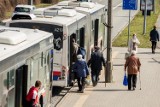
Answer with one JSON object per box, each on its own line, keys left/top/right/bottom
{"left": 56, "top": 47, "right": 160, "bottom": 107}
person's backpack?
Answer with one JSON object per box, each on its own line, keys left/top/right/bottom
{"left": 77, "top": 47, "right": 86, "bottom": 58}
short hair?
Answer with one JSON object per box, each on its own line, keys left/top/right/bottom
{"left": 153, "top": 25, "right": 156, "bottom": 29}
{"left": 133, "top": 33, "right": 136, "bottom": 36}
{"left": 35, "top": 80, "right": 41, "bottom": 87}
{"left": 94, "top": 46, "right": 100, "bottom": 50}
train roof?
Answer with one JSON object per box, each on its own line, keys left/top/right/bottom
{"left": 56, "top": 1, "right": 105, "bottom": 14}
{"left": 0, "top": 26, "right": 52, "bottom": 61}
{"left": 34, "top": 12, "right": 85, "bottom": 26}
{"left": 7, "top": 9, "right": 86, "bottom": 27}
{"left": 33, "top": 8, "right": 86, "bottom": 26}
{"left": 42, "top": 1, "right": 105, "bottom": 21}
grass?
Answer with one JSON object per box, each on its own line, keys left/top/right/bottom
{"left": 112, "top": 0, "right": 160, "bottom": 48}
{"left": 5, "top": 12, "right": 12, "bottom": 19}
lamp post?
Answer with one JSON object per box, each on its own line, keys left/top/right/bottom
{"left": 105, "top": 0, "right": 113, "bottom": 85}
{"left": 143, "top": 0, "right": 147, "bottom": 34}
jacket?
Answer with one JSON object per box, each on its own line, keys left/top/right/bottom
{"left": 125, "top": 55, "right": 141, "bottom": 74}
{"left": 150, "top": 29, "right": 159, "bottom": 42}
{"left": 26, "top": 86, "right": 39, "bottom": 106}
{"left": 88, "top": 50, "right": 105, "bottom": 72}
{"left": 73, "top": 60, "right": 89, "bottom": 78}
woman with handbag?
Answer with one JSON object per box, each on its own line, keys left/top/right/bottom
{"left": 124, "top": 51, "right": 141, "bottom": 91}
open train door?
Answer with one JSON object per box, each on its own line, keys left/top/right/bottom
{"left": 15, "top": 65, "right": 28, "bottom": 107}
{"left": 94, "top": 19, "right": 99, "bottom": 46}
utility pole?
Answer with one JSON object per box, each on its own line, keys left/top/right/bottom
{"left": 127, "top": 10, "right": 131, "bottom": 46}
{"left": 105, "top": 0, "right": 113, "bottom": 84}
{"left": 143, "top": 0, "right": 147, "bottom": 34}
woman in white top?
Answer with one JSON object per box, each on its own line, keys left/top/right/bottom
{"left": 128, "top": 33, "right": 140, "bottom": 54}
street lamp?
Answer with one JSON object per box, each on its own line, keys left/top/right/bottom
{"left": 105, "top": 0, "right": 113, "bottom": 85}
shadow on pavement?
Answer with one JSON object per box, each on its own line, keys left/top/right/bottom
{"left": 138, "top": 52, "right": 160, "bottom": 54}
{"left": 151, "top": 58, "right": 160, "bottom": 64}
{"left": 52, "top": 86, "right": 70, "bottom": 96}
{"left": 113, "top": 64, "right": 124, "bottom": 66}
{"left": 87, "top": 89, "right": 128, "bottom": 92}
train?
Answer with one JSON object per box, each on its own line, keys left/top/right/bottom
{"left": 6, "top": 1, "right": 106, "bottom": 87}
{"left": 0, "top": 26, "right": 53, "bottom": 107}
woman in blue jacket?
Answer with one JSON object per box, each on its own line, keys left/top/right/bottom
{"left": 73, "top": 54, "right": 89, "bottom": 93}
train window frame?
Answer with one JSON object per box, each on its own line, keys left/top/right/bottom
{"left": 41, "top": 52, "right": 44, "bottom": 67}
{"left": 7, "top": 69, "right": 15, "bottom": 90}
{"left": 91, "top": 20, "right": 95, "bottom": 31}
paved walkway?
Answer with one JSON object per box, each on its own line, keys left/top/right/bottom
{"left": 55, "top": 16, "right": 160, "bottom": 107}
{"left": 56, "top": 47, "right": 160, "bottom": 107}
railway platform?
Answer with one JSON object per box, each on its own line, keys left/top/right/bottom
{"left": 55, "top": 47, "right": 160, "bottom": 107}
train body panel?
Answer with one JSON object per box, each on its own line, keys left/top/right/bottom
{"left": 0, "top": 26, "right": 53, "bottom": 107}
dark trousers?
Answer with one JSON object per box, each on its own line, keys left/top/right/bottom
{"left": 77, "top": 77, "right": 85, "bottom": 91}
{"left": 151, "top": 41, "right": 157, "bottom": 53}
{"left": 91, "top": 70, "right": 100, "bottom": 86}
{"left": 128, "top": 74, "right": 137, "bottom": 90}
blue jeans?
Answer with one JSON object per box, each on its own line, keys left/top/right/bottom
{"left": 91, "top": 70, "right": 100, "bottom": 86}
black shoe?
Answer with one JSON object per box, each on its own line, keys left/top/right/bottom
{"left": 128, "top": 88, "right": 131, "bottom": 91}
{"left": 93, "top": 83, "right": 96, "bottom": 87}
{"left": 93, "top": 82, "right": 97, "bottom": 87}
{"left": 80, "top": 89, "right": 84, "bottom": 93}
{"left": 77, "top": 89, "right": 81, "bottom": 92}
{"left": 133, "top": 87, "right": 135, "bottom": 90}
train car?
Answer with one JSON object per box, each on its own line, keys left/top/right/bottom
{"left": 0, "top": 26, "right": 53, "bottom": 107}
{"left": 6, "top": 1, "right": 106, "bottom": 87}
{"left": 47, "top": 1, "right": 106, "bottom": 57}
{"left": 6, "top": 8, "right": 87, "bottom": 87}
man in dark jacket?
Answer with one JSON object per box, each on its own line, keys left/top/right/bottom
{"left": 150, "top": 25, "right": 159, "bottom": 54}
{"left": 87, "top": 46, "right": 105, "bottom": 86}
{"left": 73, "top": 54, "right": 89, "bottom": 93}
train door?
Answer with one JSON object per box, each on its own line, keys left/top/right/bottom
{"left": 79, "top": 27, "right": 85, "bottom": 48}
{"left": 69, "top": 33, "right": 77, "bottom": 66}
{"left": 15, "top": 65, "right": 28, "bottom": 107}
{"left": 94, "top": 19, "right": 99, "bottom": 46}
{"left": 69, "top": 27, "right": 85, "bottom": 65}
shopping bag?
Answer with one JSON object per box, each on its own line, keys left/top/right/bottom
{"left": 123, "top": 73, "right": 128, "bottom": 86}
{"left": 85, "top": 75, "right": 91, "bottom": 86}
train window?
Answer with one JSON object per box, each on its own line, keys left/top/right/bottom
{"left": 1, "top": 73, "right": 8, "bottom": 107}
{"left": 7, "top": 88, "right": 15, "bottom": 107}
{"left": 76, "top": 30, "right": 80, "bottom": 45}
{"left": 41, "top": 52, "right": 43, "bottom": 67}
{"left": 7, "top": 69, "right": 15, "bottom": 90}
{"left": 99, "top": 15, "right": 105, "bottom": 43}
{"left": 44, "top": 53, "right": 47, "bottom": 65}
{"left": 0, "top": 74, "right": 2, "bottom": 105}
{"left": 47, "top": 52, "right": 49, "bottom": 65}
{"left": 91, "top": 20, "right": 95, "bottom": 45}
{"left": 91, "top": 20, "right": 95, "bottom": 30}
